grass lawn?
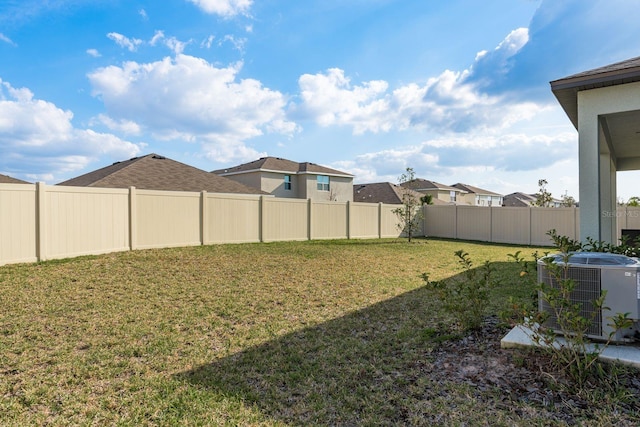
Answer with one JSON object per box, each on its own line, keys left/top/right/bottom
{"left": 1, "top": 238, "right": 638, "bottom": 425}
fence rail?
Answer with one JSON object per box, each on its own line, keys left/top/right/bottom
{"left": 3, "top": 183, "right": 640, "bottom": 266}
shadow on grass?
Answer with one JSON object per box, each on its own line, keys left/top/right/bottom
{"left": 176, "top": 262, "right": 522, "bottom": 425}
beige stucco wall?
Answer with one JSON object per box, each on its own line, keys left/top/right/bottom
{"left": 260, "top": 172, "right": 298, "bottom": 198}
{"left": 222, "top": 171, "right": 262, "bottom": 192}
{"left": 577, "top": 81, "right": 640, "bottom": 243}
{"left": 303, "top": 174, "right": 353, "bottom": 202}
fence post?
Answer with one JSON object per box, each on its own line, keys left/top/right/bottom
{"left": 259, "top": 195, "right": 265, "bottom": 242}
{"left": 378, "top": 202, "right": 383, "bottom": 239}
{"left": 129, "top": 186, "right": 137, "bottom": 250}
{"left": 36, "top": 182, "right": 46, "bottom": 262}
{"left": 346, "top": 201, "right": 351, "bottom": 239}
{"left": 528, "top": 206, "right": 532, "bottom": 246}
{"left": 308, "top": 198, "right": 312, "bottom": 241}
{"left": 201, "top": 191, "right": 208, "bottom": 246}
{"left": 489, "top": 206, "right": 493, "bottom": 242}
{"left": 454, "top": 205, "right": 458, "bottom": 239}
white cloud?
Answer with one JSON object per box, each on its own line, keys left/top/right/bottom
{"left": 150, "top": 30, "right": 165, "bottom": 46}
{"left": 219, "top": 34, "right": 246, "bottom": 52}
{"left": 298, "top": 68, "right": 390, "bottom": 134}
{"left": 0, "top": 33, "right": 15, "bottom": 45}
{"left": 297, "top": 67, "right": 544, "bottom": 135}
{"left": 107, "top": 32, "right": 143, "bottom": 52}
{"left": 86, "top": 48, "right": 101, "bottom": 57}
{"left": 0, "top": 79, "right": 142, "bottom": 180}
{"left": 90, "top": 114, "right": 142, "bottom": 135}
{"left": 87, "top": 54, "right": 298, "bottom": 162}
{"left": 149, "top": 31, "right": 190, "bottom": 55}
{"left": 187, "top": 0, "right": 253, "bottom": 17}
{"left": 139, "top": 8, "right": 148, "bottom": 20}
{"left": 201, "top": 35, "right": 215, "bottom": 48}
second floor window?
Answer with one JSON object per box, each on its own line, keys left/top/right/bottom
{"left": 317, "top": 175, "right": 330, "bottom": 191}
{"left": 284, "top": 175, "right": 291, "bottom": 190}
{"left": 450, "top": 191, "right": 456, "bottom": 202}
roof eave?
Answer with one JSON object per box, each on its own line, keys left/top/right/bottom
{"left": 550, "top": 67, "right": 640, "bottom": 130}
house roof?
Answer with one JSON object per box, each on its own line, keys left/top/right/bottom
{"left": 452, "top": 183, "right": 502, "bottom": 196}
{"left": 401, "top": 178, "right": 463, "bottom": 193}
{"left": 551, "top": 56, "right": 640, "bottom": 128}
{"left": 0, "top": 173, "right": 30, "bottom": 184}
{"left": 213, "top": 156, "right": 353, "bottom": 178}
{"left": 353, "top": 182, "right": 447, "bottom": 205}
{"left": 57, "top": 153, "right": 265, "bottom": 195}
{"left": 503, "top": 192, "right": 535, "bottom": 207}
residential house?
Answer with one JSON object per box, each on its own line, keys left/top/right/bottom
{"left": 400, "top": 178, "right": 466, "bottom": 204}
{"left": 58, "top": 153, "right": 264, "bottom": 195}
{"left": 353, "top": 182, "right": 447, "bottom": 205}
{"left": 0, "top": 174, "right": 30, "bottom": 184}
{"left": 452, "top": 183, "right": 503, "bottom": 207}
{"left": 503, "top": 192, "right": 562, "bottom": 208}
{"left": 213, "top": 156, "right": 354, "bottom": 201}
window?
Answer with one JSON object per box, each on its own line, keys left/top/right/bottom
{"left": 284, "top": 175, "right": 291, "bottom": 190}
{"left": 449, "top": 190, "right": 456, "bottom": 202}
{"left": 317, "top": 175, "right": 330, "bottom": 191}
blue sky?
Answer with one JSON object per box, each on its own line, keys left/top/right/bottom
{"left": 2, "top": 0, "right": 640, "bottom": 200}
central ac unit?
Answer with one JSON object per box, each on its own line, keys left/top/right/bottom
{"left": 537, "top": 252, "right": 640, "bottom": 343}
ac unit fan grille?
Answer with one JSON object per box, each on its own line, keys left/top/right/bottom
{"left": 538, "top": 266, "right": 602, "bottom": 337}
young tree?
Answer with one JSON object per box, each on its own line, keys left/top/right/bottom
{"left": 560, "top": 191, "right": 576, "bottom": 207}
{"left": 420, "top": 194, "right": 433, "bottom": 205}
{"left": 627, "top": 196, "right": 640, "bottom": 207}
{"left": 392, "top": 167, "right": 424, "bottom": 242}
{"left": 534, "top": 179, "right": 553, "bottom": 207}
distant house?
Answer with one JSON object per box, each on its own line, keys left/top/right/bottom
{"left": 213, "top": 156, "right": 354, "bottom": 201}
{"left": 400, "top": 178, "right": 466, "bottom": 204}
{"left": 0, "top": 174, "right": 30, "bottom": 184}
{"left": 503, "top": 192, "right": 562, "bottom": 208}
{"left": 353, "top": 182, "right": 446, "bottom": 205}
{"left": 58, "top": 153, "right": 264, "bottom": 195}
{"left": 452, "top": 183, "right": 503, "bottom": 207}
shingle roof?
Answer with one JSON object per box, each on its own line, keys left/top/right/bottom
{"left": 503, "top": 192, "right": 536, "bottom": 207}
{"left": 213, "top": 156, "right": 353, "bottom": 177}
{"left": 401, "top": 178, "right": 462, "bottom": 192}
{"left": 452, "top": 183, "right": 502, "bottom": 196}
{"left": 0, "top": 174, "right": 30, "bottom": 184}
{"left": 353, "top": 182, "right": 446, "bottom": 205}
{"left": 57, "top": 154, "right": 265, "bottom": 195}
{"left": 551, "top": 56, "right": 640, "bottom": 128}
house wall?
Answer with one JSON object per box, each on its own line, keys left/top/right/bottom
{"left": 302, "top": 174, "right": 353, "bottom": 202}
{"left": 261, "top": 171, "right": 298, "bottom": 198}
{"left": 462, "top": 194, "right": 503, "bottom": 207}
{"left": 222, "top": 171, "right": 262, "bottom": 192}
